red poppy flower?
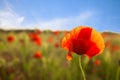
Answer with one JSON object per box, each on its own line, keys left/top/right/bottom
{"left": 111, "top": 45, "right": 119, "bottom": 52}
{"left": 102, "top": 32, "right": 107, "bottom": 38}
{"left": 33, "top": 35, "right": 41, "bottom": 45}
{"left": 7, "top": 35, "right": 14, "bottom": 42}
{"left": 29, "top": 33, "right": 36, "bottom": 40}
{"left": 29, "top": 33, "right": 41, "bottom": 45}
{"left": 53, "top": 31, "right": 59, "bottom": 35}
{"left": 105, "top": 41, "right": 111, "bottom": 48}
{"left": 54, "top": 43, "right": 59, "bottom": 48}
{"left": 94, "top": 59, "right": 101, "bottom": 66}
{"left": 47, "top": 36, "right": 54, "bottom": 43}
{"left": 34, "top": 51, "right": 42, "bottom": 59}
{"left": 61, "top": 26, "right": 105, "bottom": 60}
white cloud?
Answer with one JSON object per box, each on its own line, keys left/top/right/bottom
{"left": 0, "top": 0, "right": 95, "bottom": 30}
{"left": 0, "top": 0, "right": 24, "bottom": 30}
{"left": 38, "top": 11, "right": 94, "bottom": 30}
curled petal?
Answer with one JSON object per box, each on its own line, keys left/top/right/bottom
{"left": 66, "top": 51, "right": 73, "bottom": 61}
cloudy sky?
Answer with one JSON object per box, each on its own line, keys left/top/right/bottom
{"left": 0, "top": 0, "right": 120, "bottom": 32}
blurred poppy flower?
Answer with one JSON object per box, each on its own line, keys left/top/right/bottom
{"left": 29, "top": 33, "right": 41, "bottom": 45}
{"left": 53, "top": 31, "right": 59, "bottom": 35}
{"left": 102, "top": 32, "right": 107, "bottom": 38}
{"left": 34, "top": 36, "right": 41, "bottom": 45}
{"left": 54, "top": 43, "right": 59, "bottom": 48}
{"left": 7, "top": 35, "right": 14, "bottom": 42}
{"left": 29, "top": 33, "right": 36, "bottom": 40}
{"left": 94, "top": 59, "right": 101, "bottom": 66}
{"left": 105, "top": 41, "right": 111, "bottom": 48}
{"left": 61, "top": 26, "right": 105, "bottom": 60}
{"left": 111, "top": 45, "right": 119, "bottom": 52}
{"left": 47, "top": 36, "right": 54, "bottom": 43}
{"left": 34, "top": 51, "right": 42, "bottom": 59}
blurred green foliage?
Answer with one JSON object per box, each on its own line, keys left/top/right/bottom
{"left": 0, "top": 30, "right": 120, "bottom": 80}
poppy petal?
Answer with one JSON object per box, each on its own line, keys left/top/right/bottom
{"left": 66, "top": 53, "right": 72, "bottom": 61}
{"left": 90, "top": 29, "right": 105, "bottom": 54}
{"left": 62, "top": 33, "right": 72, "bottom": 50}
{"left": 85, "top": 43, "right": 100, "bottom": 58}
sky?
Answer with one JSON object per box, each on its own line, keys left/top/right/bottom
{"left": 0, "top": 0, "right": 120, "bottom": 32}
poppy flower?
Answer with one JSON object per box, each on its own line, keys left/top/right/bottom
{"left": 7, "top": 35, "right": 14, "bottom": 42}
{"left": 33, "top": 35, "right": 41, "bottom": 45}
{"left": 34, "top": 51, "right": 42, "bottom": 59}
{"left": 105, "top": 41, "right": 111, "bottom": 48}
{"left": 102, "top": 32, "right": 107, "bottom": 38}
{"left": 53, "top": 31, "right": 59, "bottom": 35}
{"left": 29, "top": 33, "right": 36, "bottom": 40}
{"left": 54, "top": 43, "right": 59, "bottom": 48}
{"left": 29, "top": 33, "right": 41, "bottom": 45}
{"left": 111, "top": 45, "right": 119, "bottom": 52}
{"left": 94, "top": 59, "right": 101, "bottom": 66}
{"left": 61, "top": 26, "right": 105, "bottom": 60}
{"left": 47, "top": 36, "right": 54, "bottom": 43}
{"left": 35, "top": 39, "right": 41, "bottom": 45}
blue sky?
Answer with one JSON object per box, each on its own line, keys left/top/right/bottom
{"left": 0, "top": 0, "right": 120, "bottom": 32}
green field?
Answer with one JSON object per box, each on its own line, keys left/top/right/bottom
{"left": 0, "top": 29, "right": 120, "bottom": 80}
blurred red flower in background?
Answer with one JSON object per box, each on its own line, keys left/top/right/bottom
{"left": 94, "top": 59, "right": 101, "bottom": 66}
{"left": 29, "top": 33, "right": 41, "bottom": 45}
{"left": 53, "top": 31, "right": 59, "bottom": 35}
{"left": 7, "top": 35, "right": 14, "bottom": 42}
{"left": 47, "top": 36, "right": 54, "bottom": 43}
{"left": 102, "top": 32, "right": 107, "bottom": 38}
{"left": 34, "top": 36, "right": 41, "bottom": 45}
{"left": 105, "top": 41, "right": 111, "bottom": 48}
{"left": 61, "top": 26, "right": 105, "bottom": 60}
{"left": 34, "top": 51, "right": 42, "bottom": 59}
{"left": 54, "top": 43, "right": 59, "bottom": 48}
{"left": 29, "top": 33, "right": 36, "bottom": 40}
{"left": 111, "top": 45, "right": 119, "bottom": 52}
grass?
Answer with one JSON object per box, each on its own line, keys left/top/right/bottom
{"left": 0, "top": 29, "right": 120, "bottom": 80}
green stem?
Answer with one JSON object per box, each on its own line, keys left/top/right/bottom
{"left": 116, "top": 66, "right": 120, "bottom": 80}
{"left": 79, "top": 56, "right": 86, "bottom": 80}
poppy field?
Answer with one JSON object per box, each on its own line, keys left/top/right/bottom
{"left": 0, "top": 28, "right": 120, "bottom": 80}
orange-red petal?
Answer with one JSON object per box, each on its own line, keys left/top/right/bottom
{"left": 34, "top": 51, "right": 42, "bottom": 59}
{"left": 90, "top": 29, "right": 105, "bottom": 54}
{"left": 66, "top": 53, "right": 72, "bottom": 61}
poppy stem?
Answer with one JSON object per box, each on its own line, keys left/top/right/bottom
{"left": 116, "top": 66, "right": 120, "bottom": 80}
{"left": 79, "top": 56, "right": 86, "bottom": 80}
